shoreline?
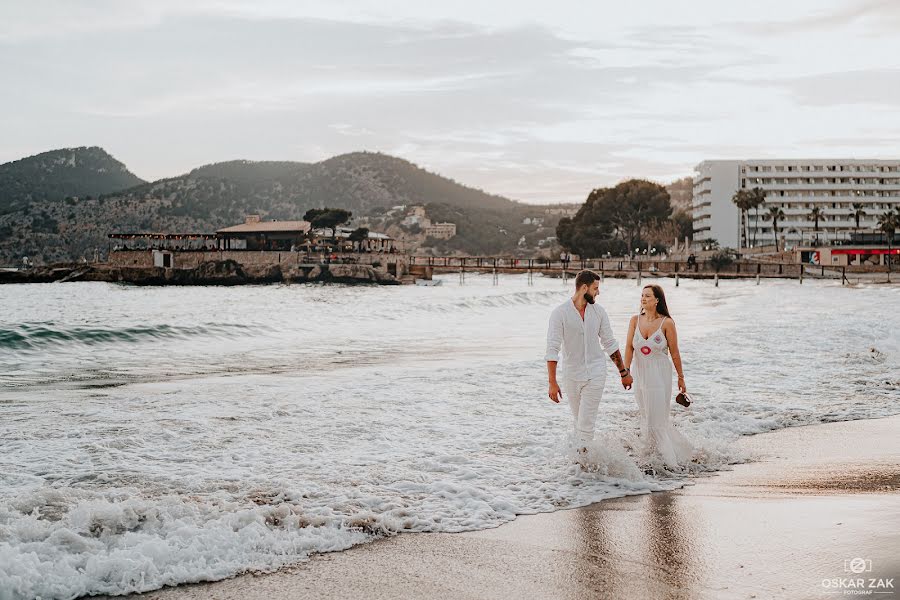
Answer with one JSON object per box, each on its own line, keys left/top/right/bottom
{"left": 0, "top": 260, "right": 403, "bottom": 286}
{"left": 106, "top": 414, "right": 900, "bottom": 600}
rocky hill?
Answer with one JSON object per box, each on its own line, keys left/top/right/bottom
{"left": 0, "top": 147, "right": 145, "bottom": 215}
{"left": 0, "top": 149, "right": 568, "bottom": 265}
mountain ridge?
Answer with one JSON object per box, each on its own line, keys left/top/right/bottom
{"left": 0, "top": 146, "right": 146, "bottom": 215}
{"left": 0, "top": 147, "right": 572, "bottom": 264}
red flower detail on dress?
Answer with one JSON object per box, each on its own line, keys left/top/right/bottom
{"left": 640, "top": 346, "right": 651, "bottom": 355}
{"left": 653, "top": 334, "right": 662, "bottom": 344}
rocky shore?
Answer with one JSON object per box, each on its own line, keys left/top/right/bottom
{"left": 0, "top": 260, "right": 402, "bottom": 286}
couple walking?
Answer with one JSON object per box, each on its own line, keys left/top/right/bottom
{"left": 545, "top": 269, "right": 695, "bottom": 472}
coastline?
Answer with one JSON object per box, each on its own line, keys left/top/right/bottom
{"left": 108, "top": 414, "right": 900, "bottom": 600}
{"left": 0, "top": 260, "right": 403, "bottom": 286}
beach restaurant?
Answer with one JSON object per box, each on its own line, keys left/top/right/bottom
{"left": 216, "top": 215, "right": 312, "bottom": 251}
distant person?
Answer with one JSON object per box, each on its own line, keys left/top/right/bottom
{"left": 545, "top": 270, "right": 632, "bottom": 465}
{"left": 624, "top": 284, "right": 697, "bottom": 473}
{"left": 686, "top": 253, "right": 696, "bottom": 268}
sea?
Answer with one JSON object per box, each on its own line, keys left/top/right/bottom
{"left": 1, "top": 275, "right": 898, "bottom": 599}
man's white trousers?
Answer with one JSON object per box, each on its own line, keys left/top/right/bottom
{"left": 561, "top": 376, "right": 605, "bottom": 446}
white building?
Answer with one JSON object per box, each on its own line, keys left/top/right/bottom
{"left": 693, "top": 159, "right": 900, "bottom": 249}
{"left": 425, "top": 222, "right": 457, "bottom": 240}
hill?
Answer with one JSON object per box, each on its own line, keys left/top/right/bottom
{"left": 0, "top": 147, "right": 145, "bottom": 215}
{"left": 0, "top": 150, "right": 564, "bottom": 264}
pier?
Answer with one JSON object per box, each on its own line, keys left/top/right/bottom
{"left": 408, "top": 256, "right": 894, "bottom": 285}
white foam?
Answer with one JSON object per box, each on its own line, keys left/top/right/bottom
{"left": 0, "top": 277, "right": 898, "bottom": 598}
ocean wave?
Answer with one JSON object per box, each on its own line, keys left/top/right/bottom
{"left": 0, "top": 440, "right": 693, "bottom": 600}
{"left": 0, "top": 322, "right": 262, "bottom": 351}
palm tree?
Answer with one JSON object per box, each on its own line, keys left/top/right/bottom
{"left": 808, "top": 206, "right": 824, "bottom": 245}
{"left": 878, "top": 209, "right": 898, "bottom": 280}
{"left": 746, "top": 187, "right": 767, "bottom": 247}
{"left": 731, "top": 190, "right": 751, "bottom": 248}
{"left": 851, "top": 203, "right": 867, "bottom": 232}
{"left": 766, "top": 205, "right": 786, "bottom": 250}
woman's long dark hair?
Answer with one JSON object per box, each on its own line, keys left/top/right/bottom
{"left": 641, "top": 284, "right": 672, "bottom": 319}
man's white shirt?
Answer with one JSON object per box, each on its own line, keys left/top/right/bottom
{"left": 545, "top": 299, "right": 619, "bottom": 380}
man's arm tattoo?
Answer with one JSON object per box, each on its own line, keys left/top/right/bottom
{"left": 609, "top": 350, "right": 626, "bottom": 372}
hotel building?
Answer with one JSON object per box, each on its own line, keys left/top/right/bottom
{"left": 692, "top": 159, "right": 900, "bottom": 249}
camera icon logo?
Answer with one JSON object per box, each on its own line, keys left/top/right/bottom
{"left": 844, "top": 558, "right": 872, "bottom": 574}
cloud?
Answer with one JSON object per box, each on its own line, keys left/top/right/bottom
{"left": 1, "top": 2, "right": 899, "bottom": 203}
{"left": 731, "top": 0, "right": 900, "bottom": 35}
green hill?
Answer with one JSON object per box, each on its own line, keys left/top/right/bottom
{"left": 0, "top": 147, "right": 145, "bottom": 215}
{"left": 0, "top": 149, "right": 566, "bottom": 265}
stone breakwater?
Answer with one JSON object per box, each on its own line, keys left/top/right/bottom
{"left": 0, "top": 260, "right": 401, "bottom": 286}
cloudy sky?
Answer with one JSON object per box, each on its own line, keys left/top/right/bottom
{"left": 1, "top": 0, "right": 899, "bottom": 203}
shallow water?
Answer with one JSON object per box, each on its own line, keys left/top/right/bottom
{"left": 1, "top": 275, "right": 898, "bottom": 599}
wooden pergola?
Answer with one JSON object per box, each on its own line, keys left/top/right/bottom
{"left": 108, "top": 233, "right": 217, "bottom": 250}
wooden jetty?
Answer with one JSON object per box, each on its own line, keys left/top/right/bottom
{"left": 407, "top": 256, "right": 875, "bottom": 286}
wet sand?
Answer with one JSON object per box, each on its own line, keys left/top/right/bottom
{"left": 118, "top": 415, "right": 900, "bottom": 600}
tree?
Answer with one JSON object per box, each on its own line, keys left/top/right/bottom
{"left": 555, "top": 187, "right": 622, "bottom": 258}
{"left": 304, "top": 207, "right": 352, "bottom": 238}
{"left": 671, "top": 209, "right": 694, "bottom": 244}
{"left": 766, "top": 206, "right": 785, "bottom": 250}
{"left": 606, "top": 180, "right": 672, "bottom": 257}
{"left": 348, "top": 226, "right": 369, "bottom": 251}
{"left": 851, "top": 203, "right": 867, "bottom": 232}
{"left": 731, "top": 189, "right": 752, "bottom": 248}
{"left": 808, "top": 206, "right": 824, "bottom": 245}
{"left": 745, "top": 187, "right": 767, "bottom": 247}
{"left": 877, "top": 209, "right": 898, "bottom": 279}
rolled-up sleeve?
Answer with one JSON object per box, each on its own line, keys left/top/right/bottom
{"left": 545, "top": 309, "right": 563, "bottom": 361}
{"left": 595, "top": 306, "right": 620, "bottom": 355}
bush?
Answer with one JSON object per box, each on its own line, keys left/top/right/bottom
{"left": 708, "top": 248, "right": 737, "bottom": 272}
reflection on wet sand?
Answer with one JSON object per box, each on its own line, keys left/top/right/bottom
{"left": 566, "top": 491, "right": 709, "bottom": 600}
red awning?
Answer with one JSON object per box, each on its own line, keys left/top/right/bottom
{"left": 830, "top": 248, "right": 900, "bottom": 255}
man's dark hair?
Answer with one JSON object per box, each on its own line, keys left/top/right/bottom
{"left": 574, "top": 269, "right": 600, "bottom": 289}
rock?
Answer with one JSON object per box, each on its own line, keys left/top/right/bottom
{"left": 1, "top": 259, "right": 404, "bottom": 286}
{"left": 326, "top": 264, "right": 377, "bottom": 283}
{"left": 242, "top": 263, "right": 283, "bottom": 283}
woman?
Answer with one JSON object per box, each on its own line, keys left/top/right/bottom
{"left": 624, "top": 284, "right": 695, "bottom": 471}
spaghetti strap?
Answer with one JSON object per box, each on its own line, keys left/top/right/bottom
{"left": 651, "top": 316, "right": 665, "bottom": 336}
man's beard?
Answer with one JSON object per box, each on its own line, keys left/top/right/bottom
{"left": 583, "top": 292, "right": 595, "bottom": 304}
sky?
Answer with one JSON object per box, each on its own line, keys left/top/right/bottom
{"left": 1, "top": 0, "right": 899, "bottom": 204}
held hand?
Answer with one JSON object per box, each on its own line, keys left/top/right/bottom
{"left": 677, "top": 377, "right": 687, "bottom": 393}
{"left": 548, "top": 381, "right": 562, "bottom": 404}
{"left": 621, "top": 374, "right": 633, "bottom": 390}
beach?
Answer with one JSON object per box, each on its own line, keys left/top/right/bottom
{"left": 2, "top": 277, "right": 898, "bottom": 599}
{"left": 110, "top": 414, "right": 900, "bottom": 600}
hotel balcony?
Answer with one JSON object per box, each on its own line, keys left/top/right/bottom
{"left": 746, "top": 182, "right": 900, "bottom": 193}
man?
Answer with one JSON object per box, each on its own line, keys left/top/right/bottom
{"left": 545, "top": 270, "right": 633, "bottom": 458}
